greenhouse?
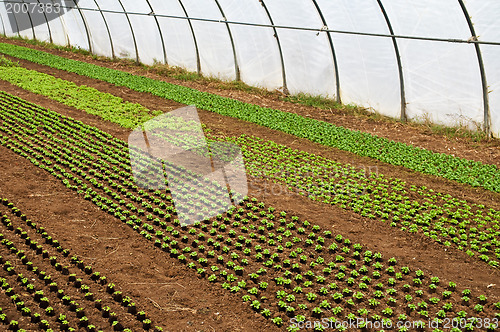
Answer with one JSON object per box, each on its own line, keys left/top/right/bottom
{"left": 0, "top": 0, "right": 498, "bottom": 137}
{"left": 0, "top": 1, "right": 498, "bottom": 331}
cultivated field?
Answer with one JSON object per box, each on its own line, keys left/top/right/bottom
{"left": 0, "top": 38, "right": 498, "bottom": 331}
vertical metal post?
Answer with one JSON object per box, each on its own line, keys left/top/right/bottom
{"left": 376, "top": 0, "right": 407, "bottom": 122}
{"left": 34, "top": 0, "right": 52, "bottom": 43}
{"left": 144, "top": 0, "right": 168, "bottom": 65}
{"left": 68, "top": 0, "right": 93, "bottom": 53}
{"left": 177, "top": 0, "right": 201, "bottom": 74}
{"left": 7, "top": 3, "right": 20, "bottom": 37}
{"left": 91, "top": 0, "right": 115, "bottom": 58}
{"left": 213, "top": 0, "right": 240, "bottom": 81}
{"left": 20, "top": 0, "right": 36, "bottom": 40}
{"left": 457, "top": 0, "right": 490, "bottom": 136}
{"left": 0, "top": 6, "right": 7, "bottom": 36}
{"left": 310, "top": 0, "right": 341, "bottom": 103}
{"left": 259, "top": 0, "right": 288, "bottom": 94}
{"left": 115, "top": 0, "right": 139, "bottom": 63}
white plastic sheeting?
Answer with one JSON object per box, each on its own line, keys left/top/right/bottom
{"left": 77, "top": 0, "right": 113, "bottom": 58}
{"left": 217, "top": 0, "right": 282, "bottom": 89}
{"left": 264, "top": 0, "right": 336, "bottom": 97}
{"left": 0, "top": 0, "right": 498, "bottom": 138}
{"left": 181, "top": 0, "right": 236, "bottom": 80}
{"left": 382, "top": 1, "right": 484, "bottom": 130}
{"left": 150, "top": 0, "right": 198, "bottom": 71}
{"left": 466, "top": 1, "right": 500, "bottom": 140}
{"left": 98, "top": 0, "right": 136, "bottom": 60}
{"left": 318, "top": 0, "right": 401, "bottom": 118}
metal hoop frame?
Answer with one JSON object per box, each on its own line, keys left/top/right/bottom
{"left": 177, "top": 0, "right": 200, "bottom": 74}
{"left": 214, "top": 0, "right": 239, "bottom": 80}
{"left": 0, "top": 0, "right": 495, "bottom": 135}
{"left": 259, "top": 0, "right": 288, "bottom": 94}
{"left": 376, "top": 0, "right": 407, "bottom": 122}
{"left": 310, "top": 0, "right": 341, "bottom": 103}
{"left": 457, "top": 0, "right": 490, "bottom": 136}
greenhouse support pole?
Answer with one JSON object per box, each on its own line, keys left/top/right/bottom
{"left": 91, "top": 0, "right": 115, "bottom": 59}
{"left": 116, "top": 0, "right": 139, "bottom": 63}
{"left": 20, "top": 0, "right": 36, "bottom": 40}
{"left": 259, "top": 0, "right": 288, "bottom": 94}
{"left": 376, "top": 0, "right": 406, "bottom": 122}
{"left": 177, "top": 0, "right": 201, "bottom": 74}
{"left": 457, "top": 0, "right": 491, "bottom": 136}
{"left": 0, "top": 6, "right": 7, "bottom": 36}
{"left": 144, "top": 0, "right": 167, "bottom": 65}
{"left": 214, "top": 0, "right": 240, "bottom": 81}
{"left": 7, "top": 4, "right": 20, "bottom": 38}
{"left": 310, "top": 0, "right": 341, "bottom": 104}
{"left": 70, "top": 0, "right": 93, "bottom": 54}
{"left": 35, "top": 0, "right": 52, "bottom": 43}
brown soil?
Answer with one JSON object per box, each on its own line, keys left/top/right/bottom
{"left": 0, "top": 134, "right": 279, "bottom": 332}
{"left": 1, "top": 37, "right": 499, "bottom": 169}
{"left": 0, "top": 66, "right": 499, "bottom": 301}
{"left": 0, "top": 65, "right": 497, "bottom": 212}
{"left": 0, "top": 40, "right": 499, "bottom": 332}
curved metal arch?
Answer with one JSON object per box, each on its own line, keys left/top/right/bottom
{"left": 115, "top": 0, "right": 139, "bottom": 63}
{"left": 213, "top": 0, "right": 240, "bottom": 81}
{"left": 68, "top": 0, "right": 93, "bottom": 53}
{"left": 33, "top": 0, "right": 52, "bottom": 43}
{"left": 53, "top": 6, "right": 72, "bottom": 46}
{"left": 90, "top": 0, "right": 115, "bottom": 58}
{"left": 259, "top": 0, "right": 288, "bottom": 94}
{"left": 7, "top": 2, "right": 21, "bottom": 38}
{"left": 376, "top": 0, "right": 407, "bottom": 122}
{"left": 0, "top": 6, "right": 7, "bottom": 36}
{"left": 457, "top": 0, "right": 490, "bottom": 136}
{"left": 20, "top": 0, "right": 36, "bottom": 40}
{"left": 177, "top": 0, "right": 201, "bottom": 74}
{"left": 143, "top": 0, "right": 167, "bottom": 64}
{"left": 310, "top": 0, "right": 341, "bottom": 103}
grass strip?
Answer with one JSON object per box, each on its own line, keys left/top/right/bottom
{"left": 0, "top": 42, "right": 498, "bottom": 193}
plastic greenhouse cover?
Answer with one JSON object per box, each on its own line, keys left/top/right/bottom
{"left": 0, "top": 4, "right": 16, "bottom": 36}
{"left": 382, "top": 0, "right": 484, "bottom": 130}
{"left": 217, "top": 0, "right": 283, "bottom": 89}
{"left": 38, "top": 0, "right": 69, "bottom": 46}
{"left": 148, "top": 0, "right": 198, "bottom": 72}
{"left": 317, "top": 0, "right": 401, "bottom": 117}
{"left": 60, "top": 0, "right": 90, "bottom": 51}
{"left": 9, "top": 6, "right": 33, "bottom": 39}
{"left": 29, "top": 0, "right": 52, "bottom": 43}
{"left": 181, "top": 0, "right": 236, "bottom": 80}
{"left": 98, "top": 0, "right": 136, "bottom": 61}
{"left": 466, "top": 1, "right": 500, "bottom": 138}
{"left": 263, "top": 0, "right": 337, "bottom": 97}
{"left": 119, "top": 0, "right": 162, "bottom": 65}
{"left": 0, "top": 0, "right": 499, "bottom": 137}
{"left": 77, "top": 0, "right": 113, "bottom": 58}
